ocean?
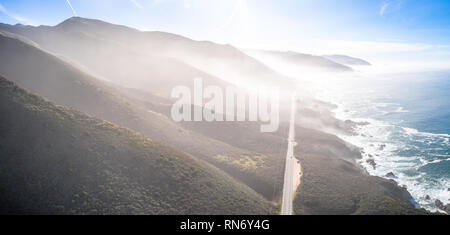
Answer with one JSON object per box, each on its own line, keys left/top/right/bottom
{"left": 315, "top": 70, "right": 450, "bottom": 212}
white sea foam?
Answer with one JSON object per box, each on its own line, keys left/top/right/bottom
{"left": 403, "top": 127, "right": 450, "bottom": 138}
{"left": 325, "top": 99, "right": 449, "bottom": 213}
{"left": 313, "top": 75, "right": 450, "bottom": 213}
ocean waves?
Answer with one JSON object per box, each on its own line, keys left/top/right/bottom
{"left": 334, "top": 100, "right": 449, "bottom": 213}
{"left": 312, "top": 71, "right": 450, "bottom": 213}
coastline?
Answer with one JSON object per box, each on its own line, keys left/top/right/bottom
{"left": 289, "top": 87, "right": 443, "bottom": 214}
{"left": 330, "top": 100, "right": 449, "bottom": 214}
{"left": 291, "top": 123, "right": 429, "bottom": 215}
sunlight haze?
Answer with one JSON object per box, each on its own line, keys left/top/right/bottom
{"left": 1, "top": 0, "right": 449, "bottom": 70}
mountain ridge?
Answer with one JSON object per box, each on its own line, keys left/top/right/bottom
{"left": 323, "top": 54, "right": 371, "bottom": 66}
{"left": 245, "top": 49, "right": 354, "bottom": 73}
{"left": 0, "top": 30, "right": 284, "bottom": 201}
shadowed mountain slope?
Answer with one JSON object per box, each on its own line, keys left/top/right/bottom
{"left": 0, "top": 20, "right": 231, "bottom": 97}
{"left": 0, "top": 76, "right": 273, "bottom": 215}
{"left": 0, "top": 32, "right": 284, "bottom": 201}
{"left": 0, "top": 17, "right": 295, "bottom": 93}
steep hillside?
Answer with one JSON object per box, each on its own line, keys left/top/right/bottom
{"left": 0, "top": 76, "right": 273, "bottom": 215}
{"left": 0, "top": 17, "right": 295, "bottom": 92}
{"left": 0, "top": 32, "right": 284, "bottom": 201}
{"left": 0, "top": 21, "right": 231, "bottom": 97}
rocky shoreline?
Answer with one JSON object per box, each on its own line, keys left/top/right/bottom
{"left": 292, "top": 99, "right": 442, "bottom": 215}
{"left": 289, "top": 124, "right": 430, "bottom": 215}
{"left": 348, "top": 123, "right": 447, "bottom": 215}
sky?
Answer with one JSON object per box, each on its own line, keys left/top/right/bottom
{"left": 1, "top": 0, "right": 450, "bottom": 68}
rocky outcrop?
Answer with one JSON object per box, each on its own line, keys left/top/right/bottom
{"left": 435, "top": 200, "right": 450, "bottom": 214}
{"left": 366, "top": 159, "right": 377, "bottom": 170}
{"left": 385, "top": 172, "right": 397, "bottom": 178}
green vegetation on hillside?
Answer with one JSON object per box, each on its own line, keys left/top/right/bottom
{"left": 0, "top": 34, "right": 284, "bottom": 202}
{"left": 0, "top": 76, "right": 273, "bottom": 215}
{"left": 292, "top": 126, "right": 430, "bottom": 215}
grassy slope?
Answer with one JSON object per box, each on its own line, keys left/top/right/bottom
{"left": 0, "top": 32, "right": 283, "bottom": 201}
{"left": 292, "top": 126, "right": 430, "bottom": 215}
{"left": 0, "top": 76, "right": 273, "bottom": 215}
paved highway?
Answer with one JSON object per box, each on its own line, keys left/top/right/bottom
{"left": 281, "top": 93, "right": 300, "bottom": 215}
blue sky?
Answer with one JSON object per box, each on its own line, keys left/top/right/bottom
{"left": 1, "top": 0, "right": 450, "bottom": 67}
